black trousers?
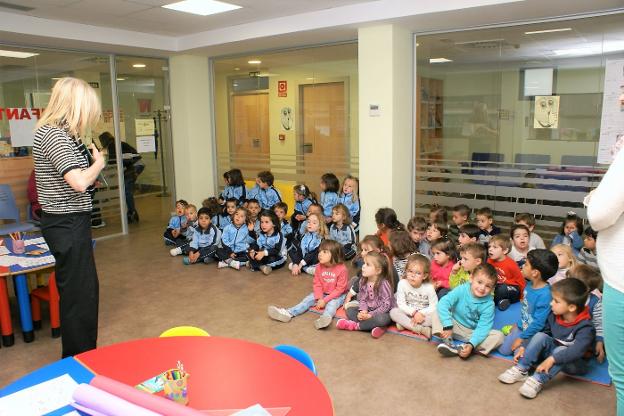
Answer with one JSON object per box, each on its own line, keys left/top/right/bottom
{"left": 494, "top": 284, "right": 521, "bottom": 304}
{"left": 41, "top": 211, "right": 99, "bottom": 358}
{"left": 345, "top": 306, "right": 392, "bottom": 331}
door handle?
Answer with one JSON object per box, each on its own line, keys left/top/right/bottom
{"left": 303, "top": 143, "right": 313, "bottom": 153}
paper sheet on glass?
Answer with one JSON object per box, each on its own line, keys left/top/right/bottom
{"left": 598, "top": 59, "right": 624, "bottom": 164}
{"left": 136, "top": 135, "right": 156, "bottom": 153}
{"left": 8, "top": 111, "right": 37, "bottom": 147}
{"left": 135, "top": 119, "right": 155, "bottom": 136}
{"left": 0, "top": 374, "right": 78, "bottom": 416}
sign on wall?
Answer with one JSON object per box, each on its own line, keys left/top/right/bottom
{"left": 277, "top": 80, "right": 287, "bottom": 97}
{"left": 2, "top": 108, "right": 43, "bottom": 147}
{"left": 598, "top": 59, "right": 624, "bottom": 164}
{"left": 533, "top": 95, "right": 559, "bottom": 129}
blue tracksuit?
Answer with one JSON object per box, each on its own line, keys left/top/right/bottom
{"left": 329, "top": 223, "right": 357, "bottom": 260}
{"left": 288, "top": 231, "right": 322, "bottom": 266}
{"left": 320, "top": 191, "right": 339, "bottom": 217}
{"left": 551, "top": 231, "right": 584, "bottom": 256}
{"left": 338, "top": 193, "right": 360, "bottom": 229}
{"left": 246, "top": 184, "right": 260, "bottom": 202}
{"left": 164, "top": 214, "right": 188, "bottom": 245}
{"left": 281, "top": 219, "right": 294, "bottom": 248}
{"left": 257, "top": 186, "right": 282, "bottom": 210}
{"left": 248, "top": 231, "right": 286, "bottom": 270}
{"left": 216, "top": 223, "right": 253, "bottom": 262}
{"left": 187, "top": 223, "right": 220, "bottom": 263}
{"left": 294, "top": 197, "right": 314, "bottom": 219}
{"left": 221, "top": 185, "right": 246, "bottom": 206}
{"left": 212, "top": 213, "right": 232, "bottom": 231}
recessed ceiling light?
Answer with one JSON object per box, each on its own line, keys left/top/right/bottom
{"left": 133, "top": 64, "right": 146, "bottom": 68}
{"left": 116, "top": 78, "right": 126, "bottom": 81}
{"left": 525, "top": 28, "right": 572, "bottom": 35}
{"left": 0, "top": 50, "right": 38, "bottom": 58}
{"left": 429, "top": 58, "right": 452, "bottom": 63}
{"left": 248, "top": 60, "right": 261, "bottom": 64}
{"left": 234, "top": 67, "right": 240, "bottom": 71}
{"left": 162, "top": 0, "right": 241, "bottom": 16}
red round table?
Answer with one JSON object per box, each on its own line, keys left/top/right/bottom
{"left": 75, "top": 336, "right": 334, "bottom": 415}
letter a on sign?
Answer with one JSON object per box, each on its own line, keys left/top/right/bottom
{"left": 278, "top": 80, "right": 287, "bottom": 97}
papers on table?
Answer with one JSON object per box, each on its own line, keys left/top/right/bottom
{"left": 23, "top": 237, "right": 46, "bottom": 246}
{"left": 0, "top": 254, "right": 55, "bottom": 268}
{"left": 0, "top": 374, "right": 78, "bottom": 416}
{"left": 0, "top": 246, "right": 9, "bottom": 256}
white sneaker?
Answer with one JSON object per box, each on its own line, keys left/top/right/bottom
{"left": 498, "top": 366, "right": 528, "bottom": 384}
{"left": 344, "top": 300, "right": 359, "bottom": 310}
{"left": 260, "top": 265, "right": 272, "bottom": 275}
{"left": 217, "top": 261, "right": 228, "bottom": 269}
{"left": 230, "top": 260, "right": 241, "bottom": 270}
{"left": 314, "top": 315, "right": 333, "bottom": 329}
{"left": 267, "top": 305, "right": 292, "bottom": 322}
{"left": 170, "top": 247, "right": 182, "bottom": 257}
{"left": 519, "top": 376, "right": 543, "bottom": 399}
{"left": 303, "top": 266, "right": 316, "bottom": 275}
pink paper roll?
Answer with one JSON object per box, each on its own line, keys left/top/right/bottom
{"left": 90, "top": 375, "right": 205, "bottom": 416}
{"left": 72, "top": 383, "right": 162, "bottom": 416}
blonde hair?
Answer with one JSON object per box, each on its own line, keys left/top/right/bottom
{"left": 551, "top": 244, "right": 578, "bottom": 269}
{"left": 307, "top": 212, "right": 328, "bottom": 238}
{"left": 37, "top": 77, "right": 101, "bottom": 138}
{"left": 341, "top": 175, "right": 359, "bottom": 202}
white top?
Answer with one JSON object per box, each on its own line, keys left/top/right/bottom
{"left": 587, "top": 147, "right": 624, "bottom": 293}
{"left": 395, "top": 279, "right": 437, "bottom": 317}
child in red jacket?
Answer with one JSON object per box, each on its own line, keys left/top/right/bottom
{"left": 488, "top": 234, "right": 526, "bottom": 311}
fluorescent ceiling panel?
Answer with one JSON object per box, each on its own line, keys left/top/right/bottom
{"left": 0, "top": 50, "right": 38, "bottom": 58}
{"left": 162, "top": 0, "right": 241, "bottom": 16}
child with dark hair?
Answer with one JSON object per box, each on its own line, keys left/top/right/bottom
{"left": 329, "top": 204, "right": 357, "bottom": 260}
{"left": 164, "top": 199, "right": 189, "bottom": 246}
{"left": 475, "top": 207, "right": 501, "bottom": 246}
{"left": 509, "top": 223, "right": 535, "bottom": 268}
{"left": 268, "top": 239, "right": 348, "bottom": 329}
{"left": 212, "top": 198, "right": 236, "bottom": 231}
{"left": 246, "top": 199, "right": 262, "bottom": 235}
{"left": 220, "top": 168, "right": 246, "bottom": 206}
{"left": 273, "top": 202, "right": 293, "bottom": 248}
{"left": 498, "top": 249, "right": 559, "bottom": 356}
{"left": 255, "top": 171, "right": 282, "bottom": 210}
{"left": 578, "top": 226, "right": 598, "bottom": 269}
{"left": 434, "top": 263, "right": 504, "bottom": 357}
{"left": 429, "top": 204, "right": 448, "bottom": 224}
{"left": 498, "top": 278, "right": 595, "bottom": 399}
{"left": 430, "top": 238, "right": 457, "bottom": 299}
{"left": 170, "top": 204, "right": 198, "bottom": 257}
{"left": 449, "top": 242, "right": 486, "bottom": 289}
{"left": 320, "top": 173, "right": 340, "bottom": 223}
{"left": 457, "top": 223, "right": 480, "bottom": 247}
{"left": 568, "top": 264, "right": 605, "bottom": 363}
{"left": 247, "top": 210, "right": 286, "bottom": 275}
{"left": 388, "top": 230, "right": 417, "bottom": 280}
{"left": 488, "top": 234, "right": 525, "bottom": 311}
{"left": 426, "top": 221, "right": 448, "bottom": 243}
{"left": 407, "top": 215, "right": 430, "bottom": 258}
{"left": 449, "top": 204, "right": 471, "bottom": 244}
{"left": 216, "top": 207, "right": 253, "bottom": 270}
{"left": 291, "top": 184, "right": 316, "bottom": 231}
{"left": 374, "top": 207, "right": 404, "bottom": 246}
{"left": 550, "top": 211, "right": 584, "bottom": 256}
{"left": 515, "top": 213, "right": 545, "bottom": 249}
{"left": 182, "top": 207, "right": 220, "bottom": 265}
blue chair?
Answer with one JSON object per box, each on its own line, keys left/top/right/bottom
{"left": 514, "top": 154, "right": 550, "bottom": 167}
{"left": 0, "top": 185, "right": 35, "bottom": 235}
{"left": 274, "top": 344, "right": 317, "bottom": 375}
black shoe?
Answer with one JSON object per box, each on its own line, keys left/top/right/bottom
{"left": 132, "top": 210, "right": 139, "bottom": 223}
{"left": 498, "top": 299, "right": 511, "bottom": 311}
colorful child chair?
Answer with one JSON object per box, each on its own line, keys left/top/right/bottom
{"left": 30, "top": 271, "right": 60, "bottom": 338}
{"left": 274, "top": 344, "right": 317, "bottom": 375}
{"left": 159, "top": 326, "right": 210, "bottom": 337}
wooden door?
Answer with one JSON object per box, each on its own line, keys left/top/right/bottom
{"left": 230, "top": 93, "right": 269, "bottom": 167}
{"left": 300, "top": 82, "right": 347, "bottom": 190}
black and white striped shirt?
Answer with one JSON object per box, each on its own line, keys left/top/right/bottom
{"left": 32, "top": 124, "right": 93, "bottom": 214}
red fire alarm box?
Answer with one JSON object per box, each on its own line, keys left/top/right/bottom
{"left": 278, "top": 134, "right": 286, "bottom": 141}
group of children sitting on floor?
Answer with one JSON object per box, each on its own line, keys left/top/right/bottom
{"left": 163, "top": 169, "right": 603, "bottom": 399}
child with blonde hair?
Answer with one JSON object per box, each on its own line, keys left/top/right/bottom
{"left": 390, "top": 254, "right": 437, "bottom": 339}
{"left": 337, "top": 252, "right": 395, "bottom": 338}
{"left": 268, "top": 240, "right": 348, "bottom": 329}
{"left": 338, "top": 175, "right": 360, "bottom": 232}
{"left": 288, "top": 212, "right": 327, "bottom": 276}
{"left": 549, "top": 244, "right": 578, "bottom": 285}
{"left": 329, "top": 204, "right": 357, "bottom": 260}
{"left": 449, "top": 242, "right": 486, "bottom": 289}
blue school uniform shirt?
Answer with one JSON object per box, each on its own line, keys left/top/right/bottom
{"left": 254, "top": 231, "right": 285, "bottom": 258}
{"left": 300, "top": 231, "right": 322, "bottom": 258}
{"left": 257, "top": 186, "right": 282, "bottom": 210}
{"left": 246, "top": 184, "right": 260, "bottom": 202}
{"left": 320, "top": 191, "right": 339, "bottom": 217}
{"left": 167, "top": 214, "right": 187, "bottom": 230}
{"left": 294, "top": 197, "right": 314, "bottom": 217}
{"left": 221, "top": 223, "right": 252, "bottom": 253}
{"left": 184, "top": 220, "right": 197, "bottom": 240}
{"left": 518, "top": 281, "right": 552, "bottom": 340}
{"left": 338, "top": 193, "right": 360, "bottom": 223}
{"left": 437, "top": 282, "right": 496, "bottom": 347}
{"left": 221, "top": 185, "right": 246, "bottom": 205}
{"left": 190, "top": 224, "right": 219, "bottom": 250}
{"left": 211, "top": 213, "right": 233, "bottom": 231}
{"left": 551, "top": 231, "right": 584, "bottom": 256}
{"left": 281, "top": 220, "right": 293, "bottom": 240}
{"left": 329, "top": 223, "right": 356, "bottom": 250}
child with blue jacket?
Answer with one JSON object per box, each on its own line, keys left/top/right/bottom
{"left": 247, "top": 210, "right": 286, "bottom": 275}
{"left": 273, "top": 202, "right": 293, "bottom": 249}
{"left": 164, "top": 199, "right": 188, "bottom": 245}
{"left": 337, "top": 175, "right": 360, "bottom": 232}
{"left": 256, "top": 171, "right": 282, "bottom": 210}
{"left": 219, "top": 168, "right": 246, "bottom": 206}
{"left": 498, "top": 249, "right": 559, "bottom": 356}
{"left": 329, "top": 204, "right": 357, "bottom": 260}
{"left": 212, "top": 198, "right": 235, "bottom": 231}
{"left": 216, "top": 207, "right": 253, "bottom": 270}
{"left": 433, "top": 263, "right": 505, "bottom": 357}
{"left": 288, "top": 212, "right": 327, "bottom": 276}
{"left": 169, "top": 204, "right": 197, "bottom": 257}
{"left": 498, "top": 278, "right": 595, "bottom": 399}
{"left": 183, "top": 207, "right": 220, "bottom": 265}
{"left": 550, "top": 211, "right": 584, "bottom": 256}
{"left": 320, "top": 173, "right": 340, "bottom": 224}
{"left": 291, "top": 184, "right": 316, "bottom": 232}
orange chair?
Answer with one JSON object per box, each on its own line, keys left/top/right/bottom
{"left": 30, "top": 271, "right": 60, "bottom": 338}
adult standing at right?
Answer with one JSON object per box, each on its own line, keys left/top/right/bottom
{"left": 586, "top": 89, "right": 624, "bottom": 415}
{"left": 33, "top": 78, "right": 105, "bottom": 357}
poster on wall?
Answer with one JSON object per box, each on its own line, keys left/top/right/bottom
{"left": 97, "top": 110, "right": 126, "bottom": 141}
{"left": 533, "top": 95, "right": 559, "bottom": 129}
{"left": 136, "top": 135, "right": 156, "bottom": 153}
{"left": 277, "top": 80, "right": 287, "bottom": 97}
{"left": 598, "top": 59, "right": 624, "bottom": 164}
{"left": 280, "top": 107, "right": 293, "bottom": 130}
{"left": 8, "top": 108, "right": 39, "bottom": 147}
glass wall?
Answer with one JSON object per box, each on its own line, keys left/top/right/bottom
{"left": 213, "top": 43, "right": 358, "bottom": 200}
{"left": 414, "top": 13, "right": 624, "bottom": 242}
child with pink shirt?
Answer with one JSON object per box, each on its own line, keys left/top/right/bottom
{"left": 430, "top": 238, "right": 457, "bottom": 299}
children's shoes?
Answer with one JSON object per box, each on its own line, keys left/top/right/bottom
{"left": 182, "top": 257, "right": 191, "bottom": 265}
{"left": 170, "top": 247, "right": 182, "bottom": 257}
{"left": 371, "top": 327, "right": 387, "bottom": 339}
{"left": 498, "top": 366, "right": 528, "bottom": 384}
{"left": 437, "top": 340, "right": 462, "bottom": 357}
{"left": 519, "top": 376, "right": 543, "bottom": 399}
{"left": 336, "top": 319, "right": 359, "bottom": 331}
{"left": 267, "top": 305, "right": 292, "bottom": 322}
{"left": 314, "top": 315, "right": 333, "bottom": 329}
{"left": 217, "top": 261, "right": 229, "bottom": 269}
{"left": 230, "top": 260, "right": 241, "bottom": 270}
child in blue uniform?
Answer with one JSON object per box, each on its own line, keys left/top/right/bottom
{"left": 248, "top": 210, "right": 286, "bottom": 275}
{"left": 219, "top": 168, "right": 246, "bottom": 206}
{"left": 320, "top": 173, "right": 340, "bottom": 224}
{"left": 182, "top": 207, "right": 220, "bottom": 265}
{"left": 164, "top": 199, "right": 188, "bottom": 245}
{"left": 216, "top": 207, "right": 253, "bottom": 270}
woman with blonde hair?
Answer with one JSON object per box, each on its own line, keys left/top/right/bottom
{"left": 33, "top": 77, "right": 105, "bottom": 357}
